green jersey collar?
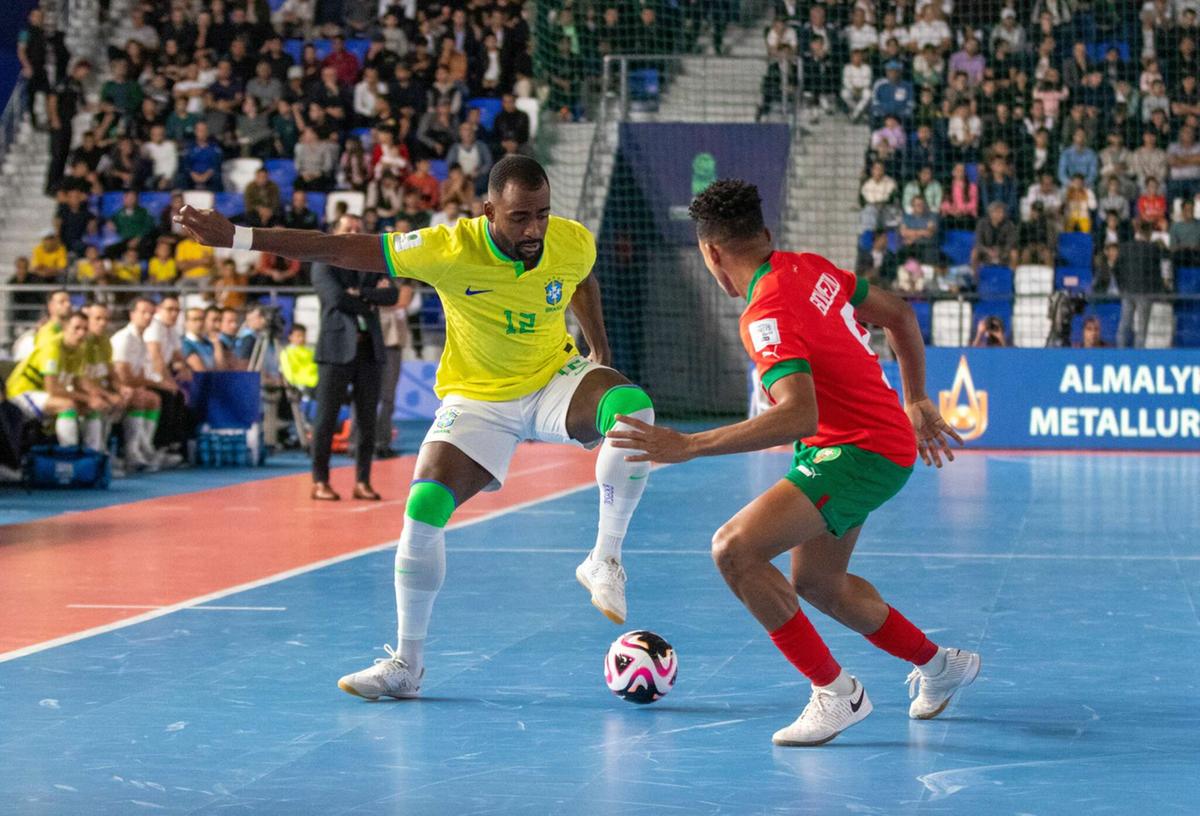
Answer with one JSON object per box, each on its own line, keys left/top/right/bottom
{"left": 745, "top": 255, "right": 774, "bottom": 302}
{"left": 484, "top": 221, "right": 532, "bottom": 276}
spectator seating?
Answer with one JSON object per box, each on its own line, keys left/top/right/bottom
{"left": 304, "top": 192, "right": 327, "bottom": 226}
{"left": 857, "top": 230, "right": 902, "bottom": 252}
{"left": 940, "top": 230, "right": 975, "bottom": 267}
{"left": 1013, "top": 295, "right": 1052, "bottom": 347}
{"left": 1057, "top": 233, "right": 1093, "bottom": 269}
{"left": 141, "top": 192, "right": 172, "bottom": 220}
{"left": 294, "top": 294, "right": 321, "bottom": 345}
{"left": 182, "top": 190, "right": 215, "bottom": 211}
{"left": 1175, "top": 304, "right": 1200, "bottom": 346}
{"left": 1147, "top": 302, "right": 1175, "bottom": 348}
{"left": 974, "top": 299, "right": 1013, "bottom": 342}
{"left": 325, "top": 190, "right": 365, "bottom": 222}
{"left": 964, "top": 163, "right": 978, "bottom": 185}
{"left": 1014, "top": 264, "right": 1054, "bottom": 295}
{"left": 99, "top": 191, "right": 126, "bottom": 219}
{"left": 1070, "top": 301, "right": 1122, "bottom": 345}
{"left": 932, "top": 300, "right": 973, "bottom": 346}
{"left": 429, "top": 160, "right": 449, "bottom": 182}
{"left": 629, "top": 69, "right": 661, "bottom": 112}
{"left": 516, "top": 97, "right": 541, "bottom": 140}
{"left": 224, "top": 158, "right": 264, "bottom": 194}
{"left": 1055, "top": 266, "right": 1093, "bottom": 291}
{"left": 466, "top": 98, "right": 503, "bottom": 132}
{"left": 265, "top": 159, "right": 297, "bottom": 198}
{"left": 214, "top": 192, "right": 245, "bottom": 218}
{"left": 977, "top": 265, "right": 1013, "bottom": 297}
{"left": 909, "top": 299, "right": 932, "bottom": 343}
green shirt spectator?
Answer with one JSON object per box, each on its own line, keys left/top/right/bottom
{"left": 110, "top": 192, "right": 155, "bottom": 242}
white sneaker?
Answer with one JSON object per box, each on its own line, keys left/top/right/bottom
{"left": 575, "top": 554, "right": 627, "bottom": 624}
{"left": 773, "top": 677, "right": 872, "bottom": 747}
{"left": 337, "top": 645, "right": 424, "bottom": 701}
{"left": 907, "top": 647, "right": 981, "bottom": 720}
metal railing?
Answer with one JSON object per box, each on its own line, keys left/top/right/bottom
{"left": 0, "top": 79, "right": 29, "bottom": 173}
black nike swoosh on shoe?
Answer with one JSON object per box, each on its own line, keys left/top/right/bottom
{"left": 850, "top": 687, "right": 865, "bottom": 713}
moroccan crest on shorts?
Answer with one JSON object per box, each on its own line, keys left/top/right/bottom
{"left": 434, "top": 407, "right": 461, "bottom": 431}
{"left": 545, "top": 279, "right": 563, "bottom": 305}
{"left": 814, "top": 447, "right": 842, "bottom": 463}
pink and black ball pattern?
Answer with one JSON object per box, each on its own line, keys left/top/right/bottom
{"left": 605, "top": 630, "right": 677, "bottom": 704}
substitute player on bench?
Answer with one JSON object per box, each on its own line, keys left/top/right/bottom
{"left": 608, "top": 179, "right": 980, "bottom": 746}
{"left": 175, "top": 155, "right": 657, "bottom": 700}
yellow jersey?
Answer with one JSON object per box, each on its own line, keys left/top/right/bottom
{"left": 112, "top": 260, "right": 142, "bottom": 284}
{"left": 34, "top": 320, "right": 62, "bottom": 349}
{"left": 6, "top": 339, "right": 86, "bottom": 397}
{"left": 76, "top": 257, "right": 106, "bottom": 281}
{"left": 32, "top": 242, "right": 67, "bottom": 273}
{"left": 176, "top": 238, "right": 214, "bottom": 279}
{"left": 84, "top": 333, "right": 114, "bottom": 382}
{"left": 148, "top": 256, "right": 178, "bottom": 283}
{"left": 380, "top": 215, "right": 596, "bottom": 401}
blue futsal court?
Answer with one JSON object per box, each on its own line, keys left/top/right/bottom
{"left": 2, "top": 448, "right": 1198, "bottom": 814}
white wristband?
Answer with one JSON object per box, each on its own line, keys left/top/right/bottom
{"left": 232, "top": 225, "right": 254, "bottom": 251}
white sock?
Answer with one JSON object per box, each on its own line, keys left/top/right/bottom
{"left": 123, "top": 416, "right": 142, "bottom": 458}
{"left": 818, "top": 669, "right": 857, "bottom": 695}
{"left": 138, "top": 415, "right": 159, "bottom": 456}
{"left": 55, "top": 412, "right": 80, "bottom": 446}
{"left": 919, "top": 646, "right": 948, "bottom": 676}
{"left": 592, "top": 405, "right": 654, "bottom": 563}
{"left": 394, "top": 518, "right": 446, "bottom": 671}
{"left": 83, "top": 414, "right": 104, "bottom": 451}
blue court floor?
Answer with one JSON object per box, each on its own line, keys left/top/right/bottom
{"left": 1, "top": 450, "right": 1198, "bottom": 814}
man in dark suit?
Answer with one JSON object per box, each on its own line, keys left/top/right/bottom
{"left": 310, "top": 213, "right": 399, "bottom": 501}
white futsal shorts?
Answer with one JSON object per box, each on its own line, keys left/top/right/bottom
{"left": 421, "top": 356, "right": 610, "bottom": 491}
{"left": 14, "top": 391, "right": 50, "bottom": 420}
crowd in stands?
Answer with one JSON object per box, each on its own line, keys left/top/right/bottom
{"left": 765, "top": 0, "right": 1200, "bottom": 347}
{"left": 14, "top": 0, "right": 539, "bottom": 298}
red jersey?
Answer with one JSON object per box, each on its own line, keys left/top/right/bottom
{"left": 739, "top": 251, "right": 917, "bottom": 467}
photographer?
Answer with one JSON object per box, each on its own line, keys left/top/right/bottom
{"left": 972, "top": 315, "right": 1008, "bottom": 347}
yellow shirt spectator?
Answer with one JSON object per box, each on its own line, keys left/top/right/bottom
{"left": 31, "top": 236, "right": 68, "bottom": 279}
{"left": 75, "top": 256, "right": 107, "bottom": 282}
{"left": 176, "top": 238, "right": 215, "bottom": 280}
{"left": 148, "top": 256, "right": 178, "bottom": 284}
{"left": 111, "top": 257, "right": 143, "bottom": 284}
{"left": 280, "top": 343, "right": 318, "bottom": 388}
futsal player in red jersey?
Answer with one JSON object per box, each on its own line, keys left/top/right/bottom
{"left": 608, "top": 179, "right": 981, "bottom": 746}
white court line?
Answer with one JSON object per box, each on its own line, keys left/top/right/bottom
{"left": 0, "top": 480, "right": 598, "bottom": 664}
{"left": 448, "top": 547, "right": 1200, "bottom": 562}
{"left": 66, "top": 604, "right": 288, "bottom": 612}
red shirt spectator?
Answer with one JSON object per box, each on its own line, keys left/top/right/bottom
{"left": 1137, "top": 179, "right": 1168, "bottom": 228}
{"left": 322, "top": 36, "right": 361, "bottom": 86}
{"left": 404, "top": 159, "right": 441, "bottom": 209}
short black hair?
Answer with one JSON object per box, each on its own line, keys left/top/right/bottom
{"left": 488, "top": 155, "right": 549, "bottom": 196}
{"left": 291, "top": 322, "right": 307, "bottom": 334}
{"left": 688, "top": 179, "right": 765, "bottom": 243}
{"left": 46, "top": 288, "right": 68, "bottom": 305}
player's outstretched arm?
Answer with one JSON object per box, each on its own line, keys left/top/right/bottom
{"left": 853, "top": 286, "right": 964, "bottom": 467}
{"left": 174, "top": 205, "right": 388, "bottom": 273}
{"left": 607, "top": 373, "right": 817, "bottom": 464}
{"left": 568, "top": 272, "right": 612, "bottom": 366}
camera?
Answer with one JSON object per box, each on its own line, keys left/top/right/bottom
{"left": 1046, "top": 291, "right": 1087, "bottom": 347}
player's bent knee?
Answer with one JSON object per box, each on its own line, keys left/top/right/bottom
{"left": 595, "top": 384, "right": 654, "bottom": 436}
{"left": 710, "top": 524, "right": 748, "bottom": 576}
{"left": 405, "top": 479, "right": 456, "bottom": 528}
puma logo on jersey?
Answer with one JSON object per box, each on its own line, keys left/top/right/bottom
{"left": 810, "top": 272, "right": 841, "bottom": 315}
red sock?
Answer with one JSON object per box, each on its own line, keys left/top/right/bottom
{"left": 865, "top": 606, "right": 939, "bottom": 665}
{"left": 769, "top": 608, "right": 842, "bottom": 686}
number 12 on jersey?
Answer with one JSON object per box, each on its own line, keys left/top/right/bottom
{"left": 503, "top": 310, "right": 537, "bottom": 334}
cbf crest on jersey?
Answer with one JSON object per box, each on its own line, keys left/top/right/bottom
{"left": 545, "top": 279, "right": 564, "bottom": 305}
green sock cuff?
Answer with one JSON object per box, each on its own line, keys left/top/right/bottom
{"left": 59, "top": 409, "right": 78, "bottom": 419}
{"left": 405, "top": 480, "right": 456, "bottom": 528}
{"left": 595, "top": 385, "right": 654, "bottom": 435}
{"left": 128, "top": 410, "right": 143, "bottom": 419}
{"left": 86, "top": 411, "right": 102, "bottom": 420}
{"left": 147, "top": 409, "right": 161, "bottom": 421}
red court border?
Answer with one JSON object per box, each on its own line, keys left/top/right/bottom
{"left": 0, "top": 443, "right": 600, "bottom": 662}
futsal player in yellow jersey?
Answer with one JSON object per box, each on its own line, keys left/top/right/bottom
{"left": 177, "top": 156, "right": 658, "bottom": 700}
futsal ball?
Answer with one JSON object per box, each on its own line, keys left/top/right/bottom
{"left": 604, "top": 630, "right": 677, "bottom": 704}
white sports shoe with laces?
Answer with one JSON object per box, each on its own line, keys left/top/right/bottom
{"left": 906, "top": 647, "right": 981, "bottom": 720}
{"left": 772, "top": 676, "right": 873, "bottom": 747}
{"left": 337, "top": 645, "right": 424, "bottom": 700}
{"left": 575, "top": 554, "right": 627, "bottom": 624}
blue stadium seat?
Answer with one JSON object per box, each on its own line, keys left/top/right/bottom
{"left": 1087, "top": 40, "right": 1130, "bottom": 63}
{"left": 1176, "top": 304, "right": 1200, "bottom": 347}
{"left": 1057, "top": 232, "right": 1093, "bottom": 268}
{"left": 312, "top": 39, "right": 333, "bottom": 60}
{"left": 283, "top": 39, "right": 304, "bottom": 64}
{"left": 264, "top": 158, "right": 297, "bottom": 199}
{"left": 343, "top": 39, "right": 370, "bottom": 65}
{"left": 977, "top": 264, "right": 1013, "bottom": 296}
{"left": 964, "top": 162, "right": 979, "bottom": 185}
{"left": 1071, "top": 301, "right": 1122, "bottom": 345}
{"left": 1055, "top": 266, "right": 1093, "bottom": 291}
{"left": 466, "top": 97, "right": 503, "bottom": 132}
{"left": 100, "top": 191, "right": 125, "bottom": 219}
{"left": 214, "top": 192, "right": 244, "bottom": 218}
{"left": 1175, "top": 267, "right": 1200, "bottom": 294}
{"left": 886, "top": 230, "right": 901, "bottom": 252}
{"left": 140, "top": 192, "right": 171, "bottom": 220}
{"left": 629, "top": 69, "right": 660, "bottom": 100}
{"left": 973, "top": 299, "right": 1013, "bottom": 340}
{"left": 420, "top": 292, "right": 445, "bottom": 329}
{"left": 269, "top": 0, "right": 287, "bottom": 10}
{"left": 909, "top": 299, "right": 932, "bottom": 343}
{"left": 941, "top": 229, "right": 975, "bottom": 266}
{"left": 271, "top": 295, "right": 296, "bottom": 331}
{"left": 858, "top": 230, "right": 873, "bottom": 252}
{"left": 304, "top": 192, "right": 327, "bottom": 225}
{"left": 429, "top": 159, "right": 449, "bottom": 182}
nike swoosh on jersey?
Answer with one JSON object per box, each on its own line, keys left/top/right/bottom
{"left": 464, "top": 287, "right": 493, "bottom": 296}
